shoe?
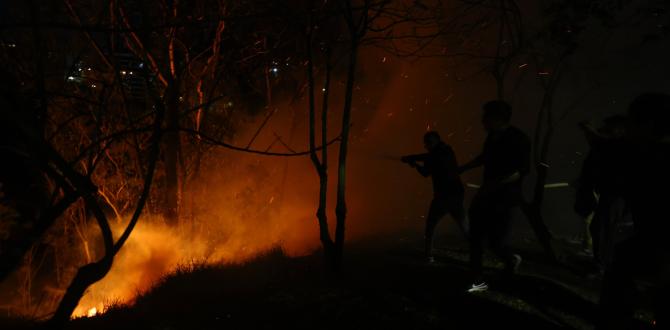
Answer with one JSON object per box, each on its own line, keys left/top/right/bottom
{"left": 511, "top": 254, "right": 522, "bottom": 274}
{"left": 467, "top": 282, "right": 489, "bottom": 293}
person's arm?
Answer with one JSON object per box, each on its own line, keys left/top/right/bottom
{"left": 415, "top": 164, "right": 430, "bottom": 177}
{"left": 401, "top": 153, "right": 429, "bottom": 164}
{"left": 401, "top": 153, "right": 431, "bottom": 177}
{"left": 458, "top": 154, "right": 483, "bottom": 173}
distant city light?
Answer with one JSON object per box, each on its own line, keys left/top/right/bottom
{"left": 67, "top": 76, "right": 75, "bottom": 81}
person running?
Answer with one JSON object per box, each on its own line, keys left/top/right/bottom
{"left": 459, "top": 100, "right": 530, "bottom": 292}
{"left": 402, "top": 131, "right": 468, "bottom": 263}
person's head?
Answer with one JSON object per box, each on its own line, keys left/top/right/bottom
{"left": 627, "top": 93, "right": 670, "bottom": 142}
{"left": 482, "top": 100, "right": 512, "bottom": 133}
{"left": 423, "top": 131, "right": 441, "bottom": 151}
{"left": 599, "top": 114, "right": 628, "bottom": 139}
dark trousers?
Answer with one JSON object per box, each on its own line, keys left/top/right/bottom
{"left": 591, "top": 195, "right": 624, "bottom": 267}
{"left": 425, "top": 194, "right": 467, "bottom": 257}
{"left": 469, "top": 191, "right": 517, "bottom": 281}
{"left": 597, "top": 236, "right": 670, "bottom": 330}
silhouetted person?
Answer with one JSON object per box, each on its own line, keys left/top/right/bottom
{"left": 401, "top": 131, "right": 467, "bottom": 263}
{"left": 575, "top": 115, "right": 628, "bottom": 270}
{"left": 597, "top": 93, "right": 670, "bottom": 330}
{"left": 459, "top": 100, "right": 529, "bottom": 292}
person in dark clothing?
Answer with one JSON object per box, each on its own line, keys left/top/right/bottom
{"left": 597, "top": 93, "right": 670, "bottom": 330}
{"left": 575, "top": 115, "right": 628, "bottom": 269}
{"left": 459, "top": 100, "right": 530, "bottom": 292}
{"left": 401, "top": 131, "right": 468, "bottom": 263}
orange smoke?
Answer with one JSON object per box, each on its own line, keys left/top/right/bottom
{"left": 71, "top": 153, "right": 321, "bottom": 318}
{"left": 69, "top": 209, "right": 318, "bottom": 318}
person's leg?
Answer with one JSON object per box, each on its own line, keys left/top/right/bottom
{"left": 469, "top": 194, "right": 488, "bottom": 283}
{"left": 602, "top": 197, "right": 625, "bottom": 268}
{"left": 520, "top": 199, "right": 556, "bottom": 261}
{"left": 448, "top": 192, "right": 469, "bottom": 240}
{"left": 425, "top": 198, "right": 448, "bottom": 259}
{"left": 488, "top": 202, "right": 517, "bottom": 274}
{"left": 590, "top": 206, "right": 604, "bottom": 265}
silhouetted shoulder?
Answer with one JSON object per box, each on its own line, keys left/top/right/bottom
{"left": 437, "top": 142, "right": 456, "bottom": 155}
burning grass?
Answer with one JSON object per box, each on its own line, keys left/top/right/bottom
{"left": 64, "top": 243, "right": 575, "bottom": 330}
{"left": 70, "top": 210, "right": 319, "bottom": 319}
{"left": 0, "top": 149, "right": 323, "bottom": 320}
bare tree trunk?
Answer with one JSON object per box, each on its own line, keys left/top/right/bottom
{"left": 319, "top": 54, "right": 333, "bottom": 258}
{"left": 493, "top": 65, "right": 557, "bottom": 260}
{"left": 306, "top": 27, "right": 335, "bottom": 266}
{"left": 522, "top": 94, "right": 557, "bottom": 262}
{"left": 334, "top": 40, "right": 358, "bottom": 270}
{"left": 521, "top": 65, "right": 565, "bottom": 262}
{"left": 26, "top": 150, "right": 115, "bottom": 327}
{"left": 47, "top": 96, "right": 165, "bottom": 327}
{"left": 162, "top": 1, "right": 181, "bottom": 225}
{"left": 164, "top": 82, "right": 181, "bottom": 225}
{"left": 49, "top": 256, "right": 112, "bottom": 325}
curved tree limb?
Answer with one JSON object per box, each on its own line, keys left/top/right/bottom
{"left": 178, "top": 127, "right": 342, "bottom": 157}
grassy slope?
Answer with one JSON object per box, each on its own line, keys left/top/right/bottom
{"left": 1, "top": 233, "right": 656, "bottom": 330}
